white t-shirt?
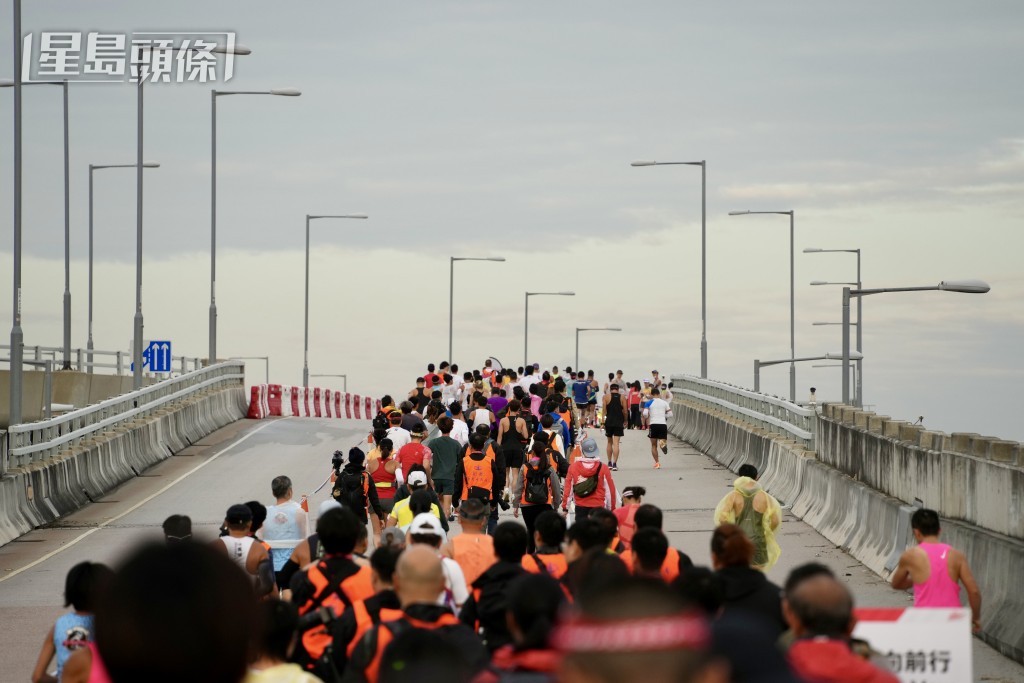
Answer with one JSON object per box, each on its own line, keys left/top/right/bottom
{"left": 440, "top": 555, "right": 469, "bottom": 609}
{"left": 646, "top": 398, "right": 671, "bottom": 425}
{"left": 386, "top": 426, "right": 412, "bottom": 451}
{"left": 449, "top": 418, "right": 470, "bottom": 446}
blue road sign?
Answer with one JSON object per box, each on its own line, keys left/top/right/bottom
{"left": 144, "top": 341, "right": 172, "bottom": 373}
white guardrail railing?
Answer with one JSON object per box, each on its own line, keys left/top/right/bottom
{"left": 0, "top": 360, "right": 245, "bottom": 475}
{"left": 670, "top": 374, "right": 818, "bottom": 450}
{"left": 0, "top": 343, "right": 204, "bottom": 376}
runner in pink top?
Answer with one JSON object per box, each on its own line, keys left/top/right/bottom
{"left": 890, "top": 508, "right": 982, "bottom": 632}
{"left": 913, "top": 542, "right": 962, "bottom": 607}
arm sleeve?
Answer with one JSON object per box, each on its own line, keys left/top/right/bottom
{"left": 459, "top": 593, "right": 478, "bottom": 627}
{"left": 550, "top": 468, "right": 563, "bottom": 508}
{"left": 491, "top": 461, "right": 503, "bottom": 504}
{"left": 453, "top": 457, "right": 464, "bottom": 501}
{"left": 435, "top": 492, "right": 450, "bottom": 533}
{"left": 255, "top": 557, "right": 275, "bottom": 597}
{"left": 605, "top": 466, "right": 617, "bottom": 510}
{"left": 561, "top": 466, "right": 572, "bottom": 510}
{"left": 512, "top": 468, "right": 524, "bottom": 510}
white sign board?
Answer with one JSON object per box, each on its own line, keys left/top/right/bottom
{"left": 852, "top": 608, "right": 972, "bottom": 683}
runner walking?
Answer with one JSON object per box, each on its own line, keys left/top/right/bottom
{"left": 602, "top": 383, "right": 627, "bottom": 470}
{"left": 496, "top": 399, "right": 530, "bottom": 506}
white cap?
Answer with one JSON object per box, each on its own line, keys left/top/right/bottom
{"left": 408, "top": 471, "right": 428, "bottom": 488}
{"left": 408, "top": 512, "right": 444, "bottom": 537}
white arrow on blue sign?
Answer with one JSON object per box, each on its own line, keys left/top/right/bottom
{"left": 143, "top": 341, "right": 173, "bottom": 373}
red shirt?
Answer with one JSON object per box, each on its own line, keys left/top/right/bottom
{"left": 788, "top": 639, "right": 899, "bottom": 683}
{"left": 613, "top": 504, "right": 640, "bottom": 550}
{"left": 397, "top": 443, "right": 432, "bottom": 472}
{"left": 562, "top": 458, "right": 617, "bottom": 510}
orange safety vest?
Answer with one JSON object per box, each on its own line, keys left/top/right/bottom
{"left": 451, "top": 533, "right": 496, "bottom": 589}
{"left": 298, "top": 560, "right": 376, "bottom": 662}
{"left": 522, "top": 552, "right": 569, "bottom": 580}
{"left": 621, "top": 547, "right": 682, "bottom": 583}
{"left": 346, "top": 598, "right": 404, "bottom": 657}
{"left": 365, "top": 613, "right": 461, "bottom": 683}
{"left": 461, "top": 449, "right": 495, "bottom": 500}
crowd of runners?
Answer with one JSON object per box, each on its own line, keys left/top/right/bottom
{"left": 29, "top": 359, "right": 983, "bottom": 683}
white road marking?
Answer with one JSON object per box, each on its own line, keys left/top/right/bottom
{"left": 0, "top": 418, "right": 286, "bottom": 583}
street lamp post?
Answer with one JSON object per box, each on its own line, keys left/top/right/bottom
{"left": 87, "top": 162, "right": 160, "bottom": 372}
{"left": 631, "top": 160, "right": 707, "bottom": 377}
{"left": 303, "top": 214, "right": 368, "bottom": 387}
{"left": 840, "top": 280, "right": 990, "bottom": 404}
{"left": 210, "top": 87, "right": 301, "bottom": 365}
{"left": 449, "top": 257, "right": 505, "bottom": 364}
{"left": 1, "top": 79, "right": 73, "bottom": 368}
{"left": 754, "top": 352, "right": 861, "bottom": 394}
{"left": 575, "top": 327, "right": 623, "bottom": 370}
{"left": 729, "top": 210, "right": 796, "bottom": 401}
{"left": 807, "top": 247, "right": 863, "bottom": 405}
{"left": 811, "top": 280, "right": 860, "bottom": 405}
{"left": 310, "top": 373, "right": 348, "bottom": 392}
{"left": 8, "top": 0, "right": 24, "bottom": 423}
{"left": 524, "top": 292, "right": 575, "bottom": 367}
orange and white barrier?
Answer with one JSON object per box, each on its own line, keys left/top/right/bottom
{"left": 246, "top": 384, "right": 379, "bottom": 421}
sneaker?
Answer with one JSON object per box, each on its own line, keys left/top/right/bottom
{"left": 653, "top": 462, "right": 661, "bottom": 469}
{"left": 448, "top": 514, "right": 456, "bottom": 522}
{"left": 660, "top": 443, "right": 668, "bottom": 455}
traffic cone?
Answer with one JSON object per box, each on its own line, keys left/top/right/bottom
{"left": 300, "top": 495, "right": 309, "bottom": 513}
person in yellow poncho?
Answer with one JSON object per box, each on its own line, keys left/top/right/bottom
{"left": 713, "top": 464, "right": 782, "bottom": 571}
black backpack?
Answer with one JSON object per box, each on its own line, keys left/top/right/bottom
{"left": 372, "top": 412, "right": 389, "bottom": 431}
{"left": 332, "top": 471, "right": 367, "bottom": 512}
{"left": 523, "top": 468, "right": 550, "bottom": 505}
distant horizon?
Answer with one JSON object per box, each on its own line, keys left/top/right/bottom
{"left": 2, "top": 2, "right": 1021, "bottom": 440}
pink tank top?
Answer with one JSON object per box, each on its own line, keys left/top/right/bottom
{"left": 86, "top": 642, "right": 113, "bottom": 683}
{"left": 913, "top": 542, "right": 962, "bottom": 608}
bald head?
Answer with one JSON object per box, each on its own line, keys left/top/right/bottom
{"left": 786, "top": 575, "right": 854, "bottom": 639}
{"left": 394, "top": 545, "right": 445, "bottom": 607}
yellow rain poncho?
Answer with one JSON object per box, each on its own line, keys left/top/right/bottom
{"left": 713, "top": 476, "right": 782, "bottom": 571}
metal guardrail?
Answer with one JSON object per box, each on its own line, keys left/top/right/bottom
{"left": 670, "top": 374, "right": 818, "bottom": 450}
{"left": 1, "top": 360, "right": 245, "bottom": 474}
{"left": 0, "top": 344, "right": 203, "bottom": 376}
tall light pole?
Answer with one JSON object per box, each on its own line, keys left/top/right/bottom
{"left": 1, "top": 79, "right": 72, "bottom": 368}
{"left": 811, "top": 276, "right": 863, "bottom": 406}
{"left": 754, "top": 352, "right": 861, "bottom": 394}
{"left": 87, "top": 162, "right": 160, "bottom": 372}
{"left": 210, "top": 86, "right": 301, "bottom": 365}
{"left": 729, "top": 209, "right": 796, "bottom": 401}
{"left": 840, "top": 280, "right": 990, "bottom": 404}
{"left": 631, "top": 160, "right": 707, "bottom": 377}
{"left": 8, "top": 0, "right": 24, "bottom": 423}
{"left": 310, "top": 373, "right": 348, "bottom": 392}
{"left": 303, "top": 214, "right": 368, "bottom": 387}
{"left": 524, "top": 292, "right": 575, "bottom": 367}
{"left": 449, "top": 257, "right": 505, "bottom": 364}
{"left": 807, "top": 247, "right": 863, "bottom": 405}
{"left": 575, "top": 327, "right": 623, "bottom": 370}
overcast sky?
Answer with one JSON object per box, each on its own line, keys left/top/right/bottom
{"left": 1, "top": 2, "right": 1022, "bottom": 440}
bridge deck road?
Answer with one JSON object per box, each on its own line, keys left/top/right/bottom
{"left": 1, "top": 418, "right": 1021, "bottom": 682}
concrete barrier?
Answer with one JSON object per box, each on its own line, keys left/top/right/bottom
{"left": 669, "top": 396, "right": 1024, "bottom": 664}
{"left": 0, "top": 385, "right": 246, "bottom": 548}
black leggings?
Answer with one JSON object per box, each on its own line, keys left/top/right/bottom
{"left": 521, "top": 503, "right": 552, "bottom": 553}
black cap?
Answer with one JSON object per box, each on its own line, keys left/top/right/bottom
{"left": 226, "top": 504, "right": 252, "bottom": 525}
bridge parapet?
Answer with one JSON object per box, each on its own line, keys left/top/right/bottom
{"left": 671, "top": 375, "right": 817, "bottom": 450}
{"left": 819, "top": 403, "right": 1024, "bottom": 541}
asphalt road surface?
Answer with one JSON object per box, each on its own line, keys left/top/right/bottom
{"left": 0, "top": 417, "right": 1020, "bottom": 682}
